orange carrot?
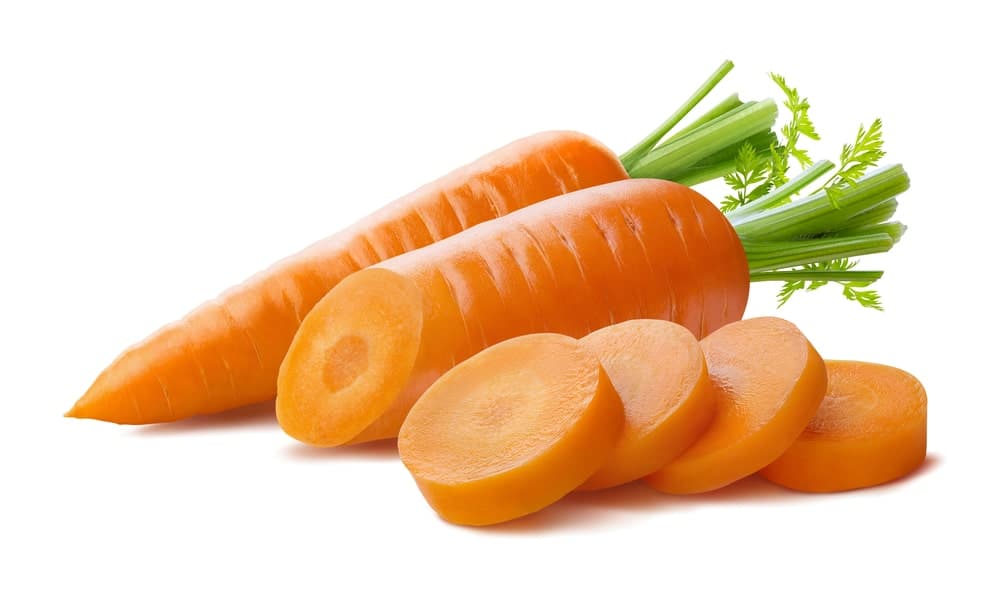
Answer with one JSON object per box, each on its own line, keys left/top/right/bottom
{"left": 277, "top": 179, "right": 749, "bottom": 446}
{"left": 761, "top": 360, "right": 927, "bottom": 492}
{"left": 67, "top": 132, "right": 627, "bottom": 424}
{"left": 645, "top": 317, "right": 827, "bottom": 494}
{"left": 576, "top": 319, "right": 714, "bottom": 490}
{"left": 398, "top": 333, "right": 624, "bottom": 526}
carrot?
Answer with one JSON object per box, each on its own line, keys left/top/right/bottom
{"left": 398, "top": 333, "right": 624, "bottom": 526}
{"left": 66, "top": 131, "right": 628, "bottom": 424}
{"left": 576, "top": 319, "right": 714, "bottom": 490}
{"left": 277, "top": 179, "right": 750, "bottom": 446}
{"left": 644, "top": 317, "right": 827, "bottom": 494}
{"left": 760, "top": 360, "right": 927, "bottom": 492}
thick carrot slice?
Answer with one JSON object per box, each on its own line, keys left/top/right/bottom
{"left": 576, "top": 319, "right": 714, "bottom": 490}
{"left": 277, "top": 179, "right": 749, "bottom": 446}
{"left": 398, "top": 334, "right": 624, "bottom": 526}
{"left": 761, "top": 360, "right": 927, "bottom": 492}
{"left": 67, "top": 131, "right": 627, "bottom": 424}
{"left": 645, "top": 317, "right": 826, "bottom": 494}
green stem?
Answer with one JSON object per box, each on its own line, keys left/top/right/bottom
{"left": 619, "top": 60, "right": 734, "bottom": 170}
{"left": 670, "top": 93, "right": 743, "bottom": 138}
{"left": 750, "top": 270, "right": 884, "bottom": 283}
{"left": 733, "top": 165, "right": 909, "bottom": 240}
{"left": 728, "top": 160, "right": 835, "bottom": 222}
{"left": 686, "top": 130, "right": 778, "bottom": 168}
{"left": 652, "top": 100, "right": 760, "bottom": 150}
{"left": 841, "top": 198, "right": 898, "bottom": 229}
{"left": 629, "top": 99, "right": 778, "bottom": 180}
{"left": 829, "top": 221, "right": 907, "bottom": 244}
{"left": 670, "top": 130, "right": 778, "bottom": 186}
{"left": 743, "top": 233, "right": 895, "bottom": 272}
{"left": 672, "top": 160, "right": 740, "bottom": 187}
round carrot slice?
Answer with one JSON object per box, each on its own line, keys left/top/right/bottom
{"left": 276, "top": 268, "right": 425, "bottom": 447}
{"left": 577, "top": 319, "right": 714, "bottom": 490}
{"left": 761, "top": 360, "right": 927, "bottom": 492}
{"left": 645, "top": 317, "right": 827, "bottom": 494}
{"left": 398, "top": 333, "right": 624, "bottom": 526}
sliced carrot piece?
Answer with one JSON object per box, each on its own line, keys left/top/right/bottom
{"left": 276, "top": 268, "right": 425, "bottom": 447}
{"left": 645, "top": 317, "right": 827, "bottom": 494}
{"left": 761, "top": 360, "right": 927, "bottom": 492}
{"left": 398, "top": 334, "right": 624, "bottom": 526}
{"left": 577, "top": 319, "right": 714, "bottom": 490}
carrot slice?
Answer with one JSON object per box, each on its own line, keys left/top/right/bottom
{"left": 398, "top": 334, "right": 624, "bottom": 526}
{"left": 760, "top": 360, "right": 927, "bottom": 492}
{"left": 645, "top": 317, "right": 827, "bottom": 494}
{"left": 577, "top": 319, "right": 714, "bottom": 490}
{"left": 276, "top": 268, "right": 426, "bottom": 446}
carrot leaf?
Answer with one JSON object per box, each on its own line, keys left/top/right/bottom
{"left": 773, "top": 259, "right": 884, "bottom": 311}
{"left": 822, "top": 119, "right": 886, "bottom": 207}
{"left": 769, "top": 73, "right": 820, "bottom": 185}
{"left": 721, "top": 142, "right": 773, "bottom": 212}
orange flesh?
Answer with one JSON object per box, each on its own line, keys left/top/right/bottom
{"left": 645, "top": 317, "right": 827, "bottom": 494}
{"left": 68, "top": 131, "right": 627, "bottom": 424}
{"left": 276, "top": 178, "right": 749, "bottom": 446}
{"left": 761, "top": 360, "right": 927, "bottom": 493}
{"left": 577, "top": 319, "right": 714, "bottom": 490}
{"left": 276, "top": 269, "right": 424, "bottom": 446}
{"left": 398, "top": 334, "right": 624, "bottom": 526}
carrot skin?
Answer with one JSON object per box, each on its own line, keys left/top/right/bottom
{"left": 69, "top": 131, "right": 627, "bottom": 424}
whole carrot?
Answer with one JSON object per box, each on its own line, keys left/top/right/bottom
{"left": 69, "top": 62, "right": 779, "bottom": 424}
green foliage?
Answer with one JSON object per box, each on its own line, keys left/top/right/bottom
{"left": 823, "top": 119, "right": 886, "bottom": 206}
{"left": 721, "top": 142, "right": 772, "bottom": 212}
{"left": 721, "top": 74, "right": 818, "bottom": 212}
{"left": 776, "top": 258, "right": 884, "bottom": 311}
{"left": 769, "top": 73, "right": 820, "bottom": 185}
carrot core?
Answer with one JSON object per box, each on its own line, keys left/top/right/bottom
{"left": 323, "top": 335, "right": 369, "bottom": 393}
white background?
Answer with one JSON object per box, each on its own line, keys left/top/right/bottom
{"left": 2, "top": 1, "right": 996, "bottom": 591}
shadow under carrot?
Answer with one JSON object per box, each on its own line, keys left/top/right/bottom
{"left": 131, "top": 401, "right": 277, "bottom": 436}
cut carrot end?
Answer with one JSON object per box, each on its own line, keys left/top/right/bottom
{"left": 577, "top": 319, "right": 714, "bottom": 491}
{"left": 276, "top": 268, "right": 425, "bottom": 447}
{"left": 398, "top": 334, "right": 624, "bottom": 526}
{"left": 761, "top": 360, "right": 927, "bottom": 493}
{"left": 645, "top": 317, "right": 827, "bottom": 494}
